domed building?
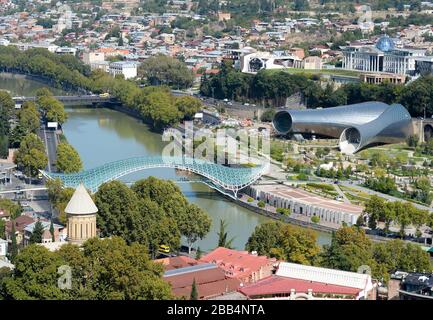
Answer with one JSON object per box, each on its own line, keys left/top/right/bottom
{"left": 342, "top": 35, "right": 426, "bottom": 76}
{"left": 65, "top": 183, "right": 98, "bottom": 245}
{"left": 376, "top": 36, "right": 395, "bottom": 52}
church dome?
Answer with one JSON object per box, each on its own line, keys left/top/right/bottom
{"left": 376, "top": 36, "right": 395, "bottom": 52}
{"left": 65, "top": 183, "right": 98, "bottom": 215}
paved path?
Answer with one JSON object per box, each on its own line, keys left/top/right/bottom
{"left": 334, "top": 184, "right": 351, "bottom": 204}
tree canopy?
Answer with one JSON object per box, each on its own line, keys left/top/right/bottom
{"left": 56, "top": 142, "right": 83, "bottom": 173}
{"left": 0, "top": 237, "right": 173, "bottom": 300}
{"left": 94, "top": 177, "right": 212, "bottom": 256}
{"left": 246, "top": 221, "right": 320, "bottom": 265}
{"left": 139, "top": 54, "right": 194, "bottom": 89}
{"left": 14, "top": 133, "right": 47, "bottom": 178}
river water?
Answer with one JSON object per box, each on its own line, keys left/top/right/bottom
{"left": 1, "top": 74, "right": 331, "bottom": 251}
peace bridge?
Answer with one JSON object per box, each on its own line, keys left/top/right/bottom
{"left": 40, "top": 156, "right": 269, "bottom": 198}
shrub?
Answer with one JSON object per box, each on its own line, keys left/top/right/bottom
{"left": 257, "top": 200, "right": 266, "bottom": 208}
{"left": 311, "top": 215, "right": 320, "bottom": 224}
{"left": 276, "top": 208, "right": 290, "bottom": 216}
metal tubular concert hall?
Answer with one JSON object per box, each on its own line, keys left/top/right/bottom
{"left": 272, "top": 102, "right": 412, "bottom": 154}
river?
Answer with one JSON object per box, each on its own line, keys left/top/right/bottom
{"left": 1, "top": 73, "right": 331, "bottom": 251}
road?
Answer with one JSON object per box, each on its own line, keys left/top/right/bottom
{"left": 38, "top": 128, "right": 58, "bottom": 173}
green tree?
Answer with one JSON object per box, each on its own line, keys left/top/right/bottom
{"left": 364, "top": 195, "right": 386, "bottom": 230}
{"left": 190, "top": 278, "right": 198, "bottom": 300}
{"left": 217, "top": 219, "right": 235, "bottom": 249}
{"left": 14, "top": 133, "right": 47, "bottom": 178}
{"left": 0, "top": 198, "right": 22, "bottom": 219}
{"left": 320, "top": 226, "right": 373, "bottom": 272}
{"left": 9, "top": 223, "right": 18, "bottom": 263}
{"left": 136, "top": 197, "right": 181, "bottom": 257}
{"left": 175, "top": 96, "right": 202, "bottom": 120}
{"left": 311, "top": 215, "right": 320, "bottom": 223}
{"left": 46, "top": 178, "right": 74, "bottom": 225}
{"left": 406, "top": 134, "right": 419, "bottom": 148}
{"left": 2, "top": 244, "right": 67, "bottom": 300}
{"left": 410, "top": 208, "right": 429, "bottom": 238}
{"left": 0, "top": 90, "right": 14, "bottom": 158}
{"left": 394, "top": 201, "right": 413, "bottom": 238}
{"left": 49, "top": 220, "right": 55, "bottom": 242}
{"left": 1, "top": 237, "right": 173, "bottom": 300}
{"left": 94, "top": 181, "right": 141, "bottom": 244}
{"left": 246, "top": 221, "right": 281, "bottom": 256}
{"left": 10, "top": 101, "right": 41, "bottom": 147}
{"left": 0, "top": 90, "right": 14, "bottom": 133}
{"left": 383, "top": 202, "right": 396, "bottom": 234}
{"left": 38, "top": 95, "right": 68, "bottom": 125}
{"left": 372, "top": 240, "right": 432, "bottom": 282}
{"left": 0, "top": 220, "right": 4, "bottom": 239}
{"left": 140, "top": 90, "right": 181, "bottom": 131}
{"left": 18, "top": 102, "right": 40, "bottom": 133}
{"left": 178, "top": 204, "right": 211, "bottom": 254}
{"left": 56, "top": 142, "right": 83, "bottom": 173}
{"left": 139, "top": 54, "right": 194, "bottom": 89}
{"left": 71, "top": 237, "right": 172, "bottom": 299}
{"left": 29, "top": 220, "right": 44, "bottom": 244}
{"left": 246, "top": 221, "right": 320, "bottom": 265}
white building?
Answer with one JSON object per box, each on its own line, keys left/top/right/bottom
{"left": 275, "top": 262, "right": 375, "bottom": 300}
{"left": 0, "top": 238, "right": 7, "bottom": 259}
{"left": 342, "top": 36, "right": 426, "bottom": 76}
{"left": 0, "top": 38, "right": 10, "bottom": 46}
{"left": 109, "top": 61, "right": 138, "bottom": 79}
{"left": 55, "top": 47, "right": 77, "bottom": 56}
{"left": 246, "top": 184, "right": 363, "bottom": 226}
{"left": 241, "top": 52, "right": 303, "bottom": 74}
{"left": 13, "top": 42, "right": 59, "bottom": 53}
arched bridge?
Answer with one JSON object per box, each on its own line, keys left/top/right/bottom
{"left": 40, "top": 156, "right": 268, "bottom": 197}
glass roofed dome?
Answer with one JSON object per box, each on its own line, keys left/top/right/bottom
{"left": 376, "top": 36, "right": 395, "bottom": 52}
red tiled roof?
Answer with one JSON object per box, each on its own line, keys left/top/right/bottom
{"left": 164, "top": 266, "right": 241, "bottom": 299}
{"left": 5, "top": 215, "right": 35, "bottom": 233}
{"left": 155, "top": 256, "right": 202, "bottom": 271}
{"left": 172, "top": 277, "right": 241, "bottom": 299}
{"left": 240, "top": 275, "right": 361, "bottom": 297}
{"left": 199, "top": 247, "right": 276, "bottom": 280}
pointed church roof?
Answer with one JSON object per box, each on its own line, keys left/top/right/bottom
{"left": 65, "top": 183, "right": 98, "bottom": 215}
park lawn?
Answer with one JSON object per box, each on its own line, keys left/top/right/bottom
{"left": 345, "top": 192, "right": 369, "bottom": 206}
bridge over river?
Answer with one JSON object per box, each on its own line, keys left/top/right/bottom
{"left": 41, "top": 156, "right": 269, "bottom": 198}
{"left": 13, "top": 95, "right": 119, "bottom": 106}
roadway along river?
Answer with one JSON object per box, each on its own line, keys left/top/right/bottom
{"left": 1, "top": 74, "right": 331, "bottom": 251}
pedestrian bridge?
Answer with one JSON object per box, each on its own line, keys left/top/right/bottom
{"left": 40, "top": 156, "right": 268, "bottom": 197}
